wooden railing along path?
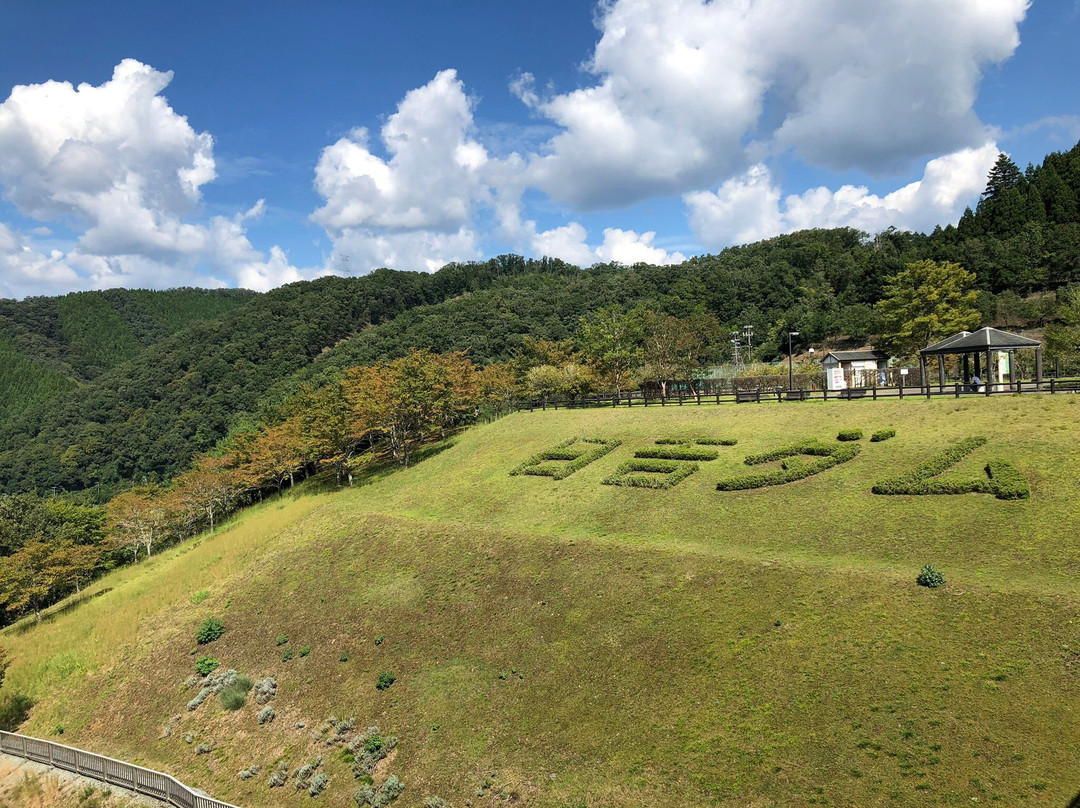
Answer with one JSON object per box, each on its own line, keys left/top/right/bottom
{"left": 0, "top": 730, "right": 239, "bottom": 808}
{"left": 511, "top": 377, "right": 1080, "bottom": 413}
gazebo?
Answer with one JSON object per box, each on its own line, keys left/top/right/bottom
{"left": 919, "top": 327, "right": 1043, "bottom": 391}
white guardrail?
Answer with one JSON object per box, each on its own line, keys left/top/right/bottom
{"left": 0, "top": 730, "right": 240, "bottom": 808}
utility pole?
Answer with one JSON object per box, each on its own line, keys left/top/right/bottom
{"left": 787, "top": 331, "right": 800, "bottom": 390}
{"left": 730, "top": 332, "right": 742, "bottom": 372}
{"left": 742, "top": 324, "right": 754, "bottom": 365}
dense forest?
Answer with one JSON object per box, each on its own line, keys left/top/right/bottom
{"left": 1, "top": 142, "right": 1079, "bottom": 503}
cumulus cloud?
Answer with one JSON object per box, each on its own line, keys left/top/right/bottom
{"left": 523, "top": 221, "right": 685, "bottom": 266}
{"left": 0, "top": 59, "right": 304, "bottom": 295}
{"left": 311, "top": 69, "right": 492, "bottom": 273}
{"left": 521, "top": 0, "right": 1028, "bottom": 208}
{"left": 686, "top": 142, "right": 1001, "bottom": 249}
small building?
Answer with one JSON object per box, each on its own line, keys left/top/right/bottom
{"left": 820, "top": 350, "right": 889, "bottom": 390}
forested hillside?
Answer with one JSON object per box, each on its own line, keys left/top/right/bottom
{"left": 2, "top": 143, "right": 1079, "bottom": 500}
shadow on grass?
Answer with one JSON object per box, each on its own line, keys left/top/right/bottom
{"left": 1067, "top": 789, "right": 1080, "bottom": 808}
{"left": 290, "top": 438, "right": 458, "bottom": 498}
{"left": 6, "top": 587, "right": 114, "bottom": 637}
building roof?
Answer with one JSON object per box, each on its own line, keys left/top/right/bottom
{"left": 822, "top": 350, "right": 890, "bottom": 362}
{"left": 920, "top": 327, "right": 1042, "bottom": 356}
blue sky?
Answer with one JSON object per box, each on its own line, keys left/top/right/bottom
{"left": 1, "top": 0, "right": 1077, "bottom": 297}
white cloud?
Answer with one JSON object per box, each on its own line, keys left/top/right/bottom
{"left": 0, "top": 222, "right": 81, "bottom": 299}
{"left": 595, "top": 228, "right": 686, "bottom": 265}
{"left": 311, "top": 70, "right": 493, "bottom": 273}
{"left": 686, "top": 142, "right": 1001, "bottom": 249}
{"left": 521, "top": 0, "right": 1028, "bottom": 208}
{"left": 0, "top": 59, "right": 305, "bottom": 296}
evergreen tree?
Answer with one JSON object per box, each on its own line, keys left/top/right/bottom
{"left": 982, "top": 153, "right": 1024, "bottom": 202}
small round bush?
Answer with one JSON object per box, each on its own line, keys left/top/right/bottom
{"left": 258, "top": 706, "right": 275, "bottom": 725}
{"left": 196, "top": 617, "right": 225, "bottom": 645}
{"left": 309, "top": 773, "right": 329, "bottom": 798}
{"left": 276, "top": 634, "right": 289, "bottom": 646}
{"left": 299, "top": 646, "right": 311, "bottom": 658}
{"left": 194, "top": 656, "right": 219, "bottom": 676}
{"left": 282, "top": 648, "right": 294, "bottom": 662}
{"left": 916, "top": 565, "right": 946, "bottom": 588}
{"left": 375, "top": 671, "right": 395, "bottom": 691}
{"left": 837, "top": 429, "right": 863, "bottom": 442}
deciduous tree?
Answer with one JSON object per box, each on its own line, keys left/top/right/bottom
{"left": 876, "top": 260, "right": 981, "bottom": 357}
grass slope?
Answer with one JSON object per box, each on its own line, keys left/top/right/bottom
{"left": 3, "top": 396, "right": 1080, "bottom": 807}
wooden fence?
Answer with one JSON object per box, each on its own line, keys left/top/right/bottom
{"left": 511, "top": 377, "right": 1080, "bottom": 412}
{"left": 0, "top": 730, "right": 240, "bottom": 808}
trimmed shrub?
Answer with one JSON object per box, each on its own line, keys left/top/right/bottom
{"left": 294, "top": 757, "right": 323, "bottom": 792}
{"left": 350, "top": 725, "right": 399, "bottom": 776}
{"left": 837, "top": 429, "right": 863, "bottom": 442}
{"left": 254, "top": 677, "right": 277, "bottom": 704}
{"left": 276, "top": 634, "right": 289, "bottom": 646}
{"left": 258, "top": 706, "right": 276, "bottom": 725}
{"left": 187, "top": 688, "right": 211, "bottom": 711}
{"left": 917, "top": 565, "right": 946, "bottom": 588}
{"left": 602, "top": 459, "right": 699, "bottom": 489}
{"left": 299, "top": 646, "right": 311, "bottom": 657}
{"left": 870, "top": 428, "right": 896, "bottom": 442}
{"left": 283, "top": 648, "right": 294, "bottom": 662}
{"left": 510, "top": 438, "right": 621, "bottom": 480}
{"left": 695, "top": 437, "right": 738, "bottom": 446}
{"left": 376, "top": 671, "right": 395, "bottom": 691}
{"left": 195, "top": 617, "right": 225, "bottom": 645}
{"left": 985, "top": 459, "right": 1031, "bottom": 500}
{"left": 717, "top": 442, "right": 861, "bottom": 491}
{"left": 196, "top": 743, "right": 212, "bottom": 755}
{"left": 194, "top": 656, "right": 219, "bottom": 676}
{"left": 355, "top": 775, "right": 405, "bottom": 807}
{"left": 268, "top": 763, "right": 290, "bottom": 788}
{"left": 635, "top": 446, "right": 719, "bottom": 461}
{"left": 239, "top": 765, "right": 260, "bottom": 780}
{"left": 309, "top": 773, "right": 329, "bottom": 797}
{"left": 872, "top": 436, "right": 992, "bottom": 496}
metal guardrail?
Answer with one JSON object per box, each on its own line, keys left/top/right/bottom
{"left": 0, "top": 730, "right": 240, "bottom": 808}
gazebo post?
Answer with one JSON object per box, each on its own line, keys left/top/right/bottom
{"left": 985, "top": 349, "right": 992, "bottom": 395}
{"left": 974, "top": 351, "right": 980, "bottom": 380}
{"left": 1036, "top": 346, "right": 1043, "bottom": 389}
{"left": 963, "top": 354, "right": 971, "bottom": 388}
{"left": 919, "top": 354, "right": 928, "bottom": 396}
{"left": 937, "top": 356, "right": 945, "bottom": 391}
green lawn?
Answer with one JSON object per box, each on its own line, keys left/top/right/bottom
{"left": 3, "top": 396, "right": 1080, "bottom": 807}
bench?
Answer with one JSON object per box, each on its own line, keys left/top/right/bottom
{"left": 838, "top": 388, "right": 867, "bottom": 400}
{"left": 735, "top": 389, "right": 761, "bottom": 403}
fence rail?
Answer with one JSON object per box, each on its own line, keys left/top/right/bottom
{"left": 0, "top": 731, "right": 240, "bottom": 808}
{"left": 509, "top": 377, "right": 1080, "bottom": 413}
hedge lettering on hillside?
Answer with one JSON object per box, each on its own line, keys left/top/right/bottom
{"left": 511, "top": 438, "right": 621, "bottom": 480}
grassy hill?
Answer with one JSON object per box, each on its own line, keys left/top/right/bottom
{"left": 3, "top": 396, "right": 1080, "bottom": 807}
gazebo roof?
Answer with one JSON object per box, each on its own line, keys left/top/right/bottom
{"left": 920, "top": 327, "right": 1042, "bottom": 356}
